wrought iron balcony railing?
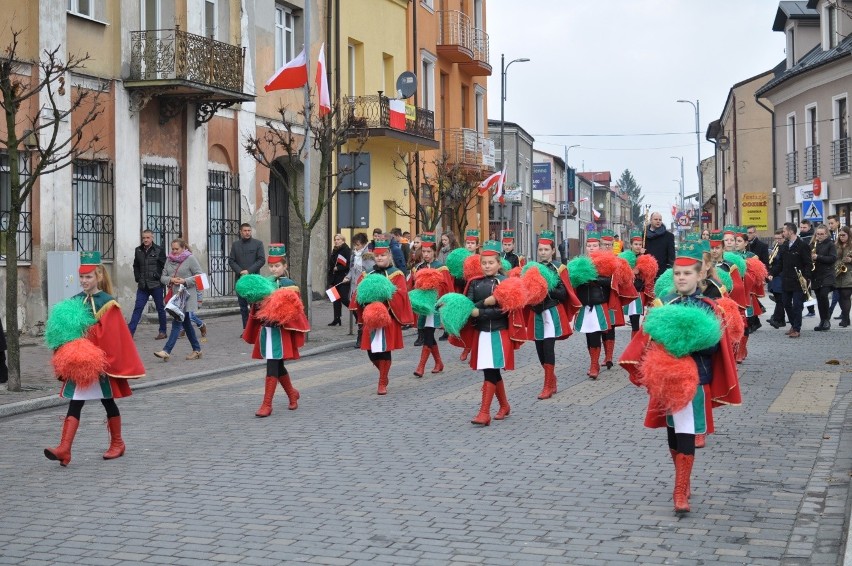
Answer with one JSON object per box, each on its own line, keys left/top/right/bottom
{"left": 470, "top": 28, "right": 490, "bottom": 65}
{"left": 441, "top": 128, "right": 495, "bottom": 170}
{"left": 438, "top": 10, "right": 471, "bottom": 50}
{"left": 786, "top": 151, "right": 798, "bottom": 185}
{"left": 343, "top": 95, "right": 435, "bottom": 140}
{"left": 804, "top": 144, "right": 820, "bottom": 180}
{"left": 832, "top": 138, "right": 850, "bottom": 175}
{"left": 128, "top": 28, "right": 245, "bottom": 93}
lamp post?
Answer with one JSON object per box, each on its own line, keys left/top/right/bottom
{"left": 500, "top": 54, "right": 530, "bottom": 231}
{"left": 677, "top": 99, "right": 701, "bottom": 210}
{"left": 671, "top": 156, "right": 685, "bottom": 237}
{"left": 563, "top": 144, "right": 579, "bottom": 254}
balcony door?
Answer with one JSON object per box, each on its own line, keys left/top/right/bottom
{"left": 142, "top": 0, "right": 160, "bottom": 30}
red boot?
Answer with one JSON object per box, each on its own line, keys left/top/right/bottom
{"left": 587, "top": 347, "right": 601, "bottom": 379}
{"left": 256, "top": 376, "right": 278, "bottom": 417}
{"left": 673, "top": 453, "right": 695, "bottom": 513}
{"left": 670, "top": 449, "right": 690, "bottom": 498}
{"left": 603, "top": 339, "right": 615, "bottom": 369}
{"left": 538, "top": 364, "right": 555, "bottom": 399}
{"left": 695, "top": 434, "right": 706, "bottom": 449}
{"left": 44, "top": 416, "right": 79, "bottom": 467}
{"left": 278, "top": 374, "right": 300, "bottom": 410}
{"left": 377, "top": 359, "right": 390, "bottom": 395}
{"left": 103, "top": 416, "right": 126, "bottom": 460}
{"left": 494, "top": 380, "right": 511, "bottom": 420}
{"left": 471, "top": 381, "right": 495, "bottom": 425}
{"left": 460, "top": 347, "right": 470, "bottom": 362}
{"left": 413, "top": 346, "right": 430, "bottom": 378}
{"left": 430, "top": 345, "right": 444, "bottom": 374}
{"left": 736, "top": 335, "right": 748, "bottom": 363}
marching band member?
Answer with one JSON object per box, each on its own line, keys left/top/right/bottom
{"left": 500, "top": 229, "right": 520, "bottom": 269}
{"left": 408, "top": 233, "right": 452, "bottom": 377}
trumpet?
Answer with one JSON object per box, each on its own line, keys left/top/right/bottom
{"left": 768, "top": 243, "right": 780, "bottom": 265}
{"left": 796, "top": 267, "right": 817, "bottom": 304}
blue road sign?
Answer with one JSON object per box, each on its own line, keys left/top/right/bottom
{"left": 802, "top": 199, "right": 824, "bottom": 223}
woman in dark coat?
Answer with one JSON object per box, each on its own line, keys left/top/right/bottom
{"left": 327, "top": 234, "right": 351, "bottom": 326}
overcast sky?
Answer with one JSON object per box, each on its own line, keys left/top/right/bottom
{"left": 486, "top": 0, "right": 787, "bottom": 224}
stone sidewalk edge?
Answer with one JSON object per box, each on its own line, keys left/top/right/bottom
{"left": 0, "top": 341, "right": 349, "bottom": 419}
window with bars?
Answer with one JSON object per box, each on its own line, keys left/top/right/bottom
{"left": 73, "top": 160, "right": 115, "bottom": 261}
{"left": 141, "top": 164, "right": 182, "bottom": 250}
{"left": 207, "top": 169, "right": 241, "bottom": 297}
{"left": 0, "top": 152, "right": 33, "bottom": 263}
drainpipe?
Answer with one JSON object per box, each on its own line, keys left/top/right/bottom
{"left": 732, "top": 93, "right": 740, "bottom": 225}
{"left": 412, "top": 2, "right": 420, "bottom": 235}
{"left": 327, "top": 0, "right": 334, "bottom": 244}
{"left": 755, "top": 95, "right": 777, "bottom": 231}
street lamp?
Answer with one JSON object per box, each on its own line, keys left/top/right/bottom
{"left": 500, "top": 54, "right": 530, "bottom": 231}
{"left": 670, "top": 156, "right": 685, "bottom": 212}
{"left": 677, "top": 99, "right": 701, "bottom": 209}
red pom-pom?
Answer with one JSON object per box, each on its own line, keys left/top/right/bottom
{"left": 746, "top": 256, "right": 768, "bottom": 283}
{"left": 612, "top": 257, "right": 635, "bottom": 291}
{"left": 635, "top": 254, "right": 659, "bottom": 292}
{"left": 493, "top": 276, "right": 527, "bottom": 312}
{"left": 362, "top": 301, "right": 392, "bottom": 330}
{"left": 256, "top": 288, "right": 305, "bottom": 326}
{"left": 507, "top": 266, "right": 522, "bottom": 278}
{"left": 414, "top": 268, "right": 445, "bottom": 291}
{"left": 463, "top": 254, "right": 483, "bottom": 280}
{"left": 715, "top": 296, "right": 745, "bottom": 343}
{"left": 590, "top": 252, "right": 619, "bottom": 277}
{"left": 638, "top": 342, "right": 699, "bottom": 413}
{"left": 52, "top": 338, "right": 107, "bottom": 388}
{"left": 522, "top": 268, "right": 548, "bottom": 305}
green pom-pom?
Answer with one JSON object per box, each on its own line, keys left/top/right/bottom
{"left": 235, "top": 274, "right": 276, "bottom": 303}
{"left": 446, "top": 248, "right": 472, "bottom": 279}
{"left": 356, "top": 273, "right": 396, "bottom": 305}
{"left": 436, "top": 292, "right": 475, "bottom": 336}
{"left": 45, "top": 298, "right": 96, "bottom": 350}
{"left": 567, "top": 256, "right": 598, "bottom": 288}
{"left": 618, "top": 249, "right": 637, "bottom": 269}
{"left": 717, "top": 269, "right": 733, "bottom": 293}
{"left": 522, "top": 262, "right": 559, "bottom": 290}
{"left": 409, "top": 289, "right": 437, "bottom": 316}
{"left": 654, "top": 268, "right": 674, "bottom": 298}
{"left": 723, "top": 251, "right": 746, "bottom": 275}
{"left": 501, "top": 258, "right": 511, "bottom": 272}
{"left": 643, "top": 301, "right": 722, "bottom": 357}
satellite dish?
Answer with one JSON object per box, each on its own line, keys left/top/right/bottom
{"left": 396, "top": 71, "right": 417, "bottom": 99}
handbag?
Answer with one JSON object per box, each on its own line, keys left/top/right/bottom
{"left": 165, "top": 284, "right": 189, "bottom": 322}
{"left": 163, "top": 256, "right": 188, "bottom": 304}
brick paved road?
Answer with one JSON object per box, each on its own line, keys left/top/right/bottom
{"left": 1, "top": 316, "right": 851, "bottom": 565}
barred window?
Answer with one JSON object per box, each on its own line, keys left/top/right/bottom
{"left": 72, "top": 160, "right": 115, "bottom": 261}
{"left": 0, "top": 152, "right": 33, "bottom": 263}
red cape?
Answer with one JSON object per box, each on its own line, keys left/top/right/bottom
{"left": 349, "top": 269, "right": 414, "bottom": 350}
{"left": 88, "top": 304, "right": 145, "bottom": 379}
{"left": 449, "top": 276, "right": 527, "bottom": 350}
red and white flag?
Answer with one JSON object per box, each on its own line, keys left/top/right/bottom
{"left": 192, "top": 273, "right": 210, "bottom": 291}
{"left": 478, "top": 165, "right": 507, "bottom": 203}
{"left": 316, "top": 43, "right": 331, "bottom": 116}
{"left": 389, "top": 99, "right": 406, "bottom": 130}
{"left": 264, "top": 47, "right": 308, "bottom": 92}
{"left": 578, "top": 197, "right": 589, "bottom": 203}
{"left": 336, "top": 253, "right": 348, "bottom": 267}
{"left": 325, "top": 286, "right": 341, "bottom": 302}
{"left": 592, "top": 209, "right": 601, "bottom": 220}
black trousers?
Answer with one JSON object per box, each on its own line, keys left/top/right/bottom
{"left": 667, "top": 426, "right": 695, "bottom": 456}
{"left": 816, "top": 285, "right": 834, "bottom": 321}
{"left": 585, "top": 331, "right": 602, "bottom": 348}
{"left": 483, "top": 368, "right": 503, "bottom": 384}
{"left": 771, "top": 292, "right": 786, "bottom": 324}
{"left": 534, "top": 338, "right": 555, "bottom": 365}
{"left": 67, "top": 398, "right": 119, "bottom": 419}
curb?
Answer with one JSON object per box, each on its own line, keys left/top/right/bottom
{"left": 0, "top": 340, "right": 350, "bottom": 420}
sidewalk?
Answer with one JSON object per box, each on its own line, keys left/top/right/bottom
{"left": 0, "top": 298, "right": 377, "bottom": 416}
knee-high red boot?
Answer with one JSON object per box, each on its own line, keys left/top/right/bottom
{"left": 538, "top": 364, "right": 555, "bottom": 399}
{"left": 413, "top": 346, "right": 430, "bottom": 378}
{"left": 44, "top": 416, "right": 80, "bottom": 467}
{"left": 494, "top": 380, "right": 511, "bottom": 420}
{"left": 471, "top": 381, "right": 495, "bottom": 425}
{"left": 377, "top": 359, "right": 390, "bottom": 395}
{"left": 460, "top": 347, "right": 470, "bottom": 362}
{"left": 278, "top": 374, "right": 300, "bottom": 410}
{"left": 603, "top": 339, "right": 615, "bottom": 369}
{"left": 670, "top": 449, "right": 690, "bottom": 498}
{"left": 587, "top": 347, "right": 601, "bottom": 379}
{"left": 736, "top": 335, "right": 748, "bottom": 363}
{"left": 103, "top": 416, "right": 125, "bottom": 460}
{"left": 256, "top": 376, "right": 278, "bottom": 417}
{"left": 673, "top": 453, "right": 695, "bottom": 513}
{"left": 430, "top": 345, "right": 444, "bottom": 373}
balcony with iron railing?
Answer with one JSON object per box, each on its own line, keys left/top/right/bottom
{"left": 832, "top": 138, "right": 850, "bottom": 175}
{"left": 804, "top": 144, "right": 820, "bottom": 180}
{"left": 440, "top": 128, "right": 495, "bottom": 171}
{"left": 459, "top": 28, "right": 492, "bottom": 76}
{"left": 125, "top": 26, "right": 253, "bottom": 126}
{"left": 437, "top": 10, "right": 473, "bottom": 63}
{"left": 786, "top": 151, "right": 798, "bottom": 185}
{"left": 343, "top": 95, "right": 439, "bottom": 150}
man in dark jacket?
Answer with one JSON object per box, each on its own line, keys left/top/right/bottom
{"left": 388, "top": 228, "right": 408, "bottom": 275}
{"left": 770, "top": 222, "right": 813, "bottom": 337}
{"left": 745, "top": 225, "right": 770, "bottom": 268}
{"left": 128, "top": 229, "right": 168, "bottom": 338}
{"left": 811, "top": 224, "right": 837, "bottom": 331}
{"left": 228, "top": 223, "right": 266, "bottom": 328}
{"left": 799, "top": 219, "right": 817, "bottom": 317}
{"left": 643, "top": 212, "right": 675, "bottom": 279}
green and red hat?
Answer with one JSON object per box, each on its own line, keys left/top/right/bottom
{"left": 674, "top": 242, "right": 705, "bottom": 266}
{"left": 538, "top": 230, "right": 555, "bottom": 246}
{"left": 481, "top": 240, "right": 501, "bottom": 256}
{"left": 723, "top": 224, "right": 738, "bottom": 236}
{"left": 600, "top": 229, "right": 615, "bottom": 242}
{"left": 373, "top": 236, "right": 390, "bottom": 255}
{"left": 79, "top": 251, "right": 101, "bottom": 274}
{"left": 465, "top": 229, "right": 480, "bottom": 243}
{"left": 735, "top": 225, "right": 748, "bottom": 238}
{"left": 709, "top": 229, "right": 724, "bottom": 248}
{"left": 501, "top": 229, "right": 515, "bottom": 243}
{"left": 268, "top": 243, "right": 286, "bottom": 264}
{"left": 420, "top": 233, "right": 436, "bottom": 248}
{"left": 629, "top": 230, "right": 643, "bottom": 242}
{"left": 586, "top": 231, "right": 601, "bottom": 242}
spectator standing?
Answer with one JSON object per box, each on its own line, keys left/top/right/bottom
{"left": 644, "top": 212, "right": 676, "bottom": 278}
{"left": 0, "top": 316, "right": 6, "bottom": 385}
{"left": 343, "top": 233, "right": 374, "bottom": 348}
{"left": 746, "top": 225, "right": 770, "bottom": 268}
{"left": 367, "top": 228, "right": 382, "bottom": 252}
{"left": 389, "top": 228, "right": 408, "bottom": 274}
{"left": 327, "top": 234, "right": 351, "bottom": 326}
{"left": 437, "top": 231, "right": 458, "bottom": 264}
{"left": 228, "top": 223, "right": 265, "bottom": 328}
{"left": 558, "top": 238, "right": 570, "bottom": 264}
{"left": 128, "top": 230, "right": 168, "bottom": 339}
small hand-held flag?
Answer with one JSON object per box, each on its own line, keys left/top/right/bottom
{"left": 316, "top": 43, "right": 331, "bottom": 116}
{"left": 336, "top": 254, "right": 348, "bottom": 267}
{"left": 325, "top": 286, "right": 341, "bottom": 302}
{"left": 264, "top": 47, "right": 308, "bottom": 92}
{"left": 192, "top": 273, "right": 210, "bottom": 291}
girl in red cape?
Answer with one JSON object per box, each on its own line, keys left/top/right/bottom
{"left": 44, "top": 251, "right": 145, "bottom": 467}
{"left": 619, "top": 243, "right": 741, "bottom": 513}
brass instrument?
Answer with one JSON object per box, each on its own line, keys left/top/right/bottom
{"left": 641, "top": 205, "right": 651, "bottom": 249}
{"left": 837, "top": 250, "right": 851, "bottom": 276}
{"left": 796, "top": 267, "right": 817, "bottom": 306}
{"left": 811, "top": 237, "right": 818, "bottom": 271}
{"left": 768, "top": 243, "right": 780, "bottom": 265}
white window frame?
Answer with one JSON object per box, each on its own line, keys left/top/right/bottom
{"left": 68, "top": 0, "right": 93, "bottom": 18}
{"left": 421, "top": 0, "right": 434, "bottom": 12}
{"left": 833, "top": 93, "right": 848, "bottom": 140}
{"left": 787, "top": 112, "right": 797, "bottom": 153}
{"left": 275, "top": 4, "right": 296, "bottom": 69}
{"left": 205, "top": 0, "right": 218, "bottom": 40}
{"left": 824, "top": 3, "right": 839, "bottom": 50}
{"left": 420, "top": 50, "right": 437, "bottom": 112}
{"left": 805, "top": 103, "right": 818, "bottom": 147}
{"left": 141, "top": 0, "right": 160, "bottom": 31}
{"left": 474, "top": 85, "right": 486, "bottom": 133}
{"left": 786, "top": 25, "right": 795, "bottom": 69}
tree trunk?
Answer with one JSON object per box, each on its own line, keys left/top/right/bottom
{"left": 300, "top": 223, "right": 312, "bottom": 335}
{"left": 5, "top": 221, "right": 20, "bottom": 392}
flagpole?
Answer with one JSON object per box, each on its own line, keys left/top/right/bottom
{"left": 303, "top": 3, "right": 313, "bottom": 326}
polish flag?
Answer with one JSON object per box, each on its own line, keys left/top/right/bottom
{"left": 592, "top": 209, "right": 601, "bottom": 220}
{"left": 192, "top": 273, "right": 210, "bottom": 291}
{"left": 578, "top": 197, "right": 590, "bottom": 203}
{"left": 316, "top": 43, "right": 331, "bottom": 116}
{"left": 478, "top": 164, "right": 506, "bottom": 201}
{"left": 325, "top": 286, "right": 341, "bottom": 302}
{"left": 336, "top": 253, "right": 348, "bottom": 267}
{"left": 389, "top": 99, "right": 406, "bottom": 130}
{"left": 264, "top": 47, "right": 308, "bottom": 92}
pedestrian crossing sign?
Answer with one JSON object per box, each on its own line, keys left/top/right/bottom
{"left": 802, "top": 199, "right": 824, "bottom": 222}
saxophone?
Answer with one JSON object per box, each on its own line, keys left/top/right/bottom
{"left": 837, "top": 249, "right": 851, "bottom": 276}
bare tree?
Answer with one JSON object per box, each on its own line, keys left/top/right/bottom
{"left": 0, "top": 31, "right": 104, "bottom": 391}
{"left": 245, "top": 95, "right": 366, "bottom": 307}
{"left": 391, "top": 151, "right": 485, "bottom": 236}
